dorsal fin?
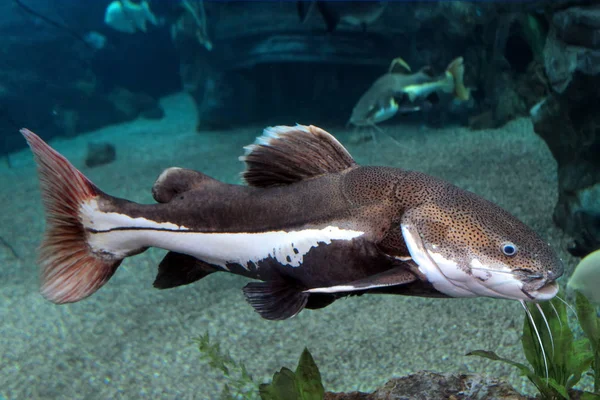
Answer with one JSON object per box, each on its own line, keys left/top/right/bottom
{"left": 151, "top": 167, "right": 216, "bottom": 203}
{"left": 239, "top": 124, "right": 357, "bottom": 188}
{"left": 388, "top": 57, "right": 412, "bottom": 74}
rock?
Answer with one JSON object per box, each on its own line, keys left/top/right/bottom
{"left": 531, "top": 2, "right": 600, "bottom": 257}
{"left": 324, "top": 371, "right": 531, "bottom": 400}
{"left": 464, "top": 10, "right": 549, "bottom": 131}
{"left": 172, "top": 1, "right": 498, "bottom": 130}
{"left": 553, "top": 4, "right": 600, "bottom": 48}
{"left": 325, "top": 392, "right": 370, "bottom": 400}
{"left": 544, "top": 5, "right": 600, "bottom": 94}
{"left": 567, "top": 210, "right": 600, "bottom": 257}
{"left": 494, "top": 74, "right": 527, "bottom": 127}
{"left": 370, "top": 372, "right": 530, "bottom": 400}
{"left": 85, "top": 141, "right": 116, "bottom": 168}
{"left": 468, "top": 111, "right": 496, "bottom": 130}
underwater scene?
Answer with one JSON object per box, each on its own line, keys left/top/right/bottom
{"left": 2, "top": 0, "right": 600, "bottom": 399}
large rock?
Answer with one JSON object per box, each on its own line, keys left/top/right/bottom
{"left": 532, "top": 3, "right": 600, "bottom": 257}
{"left": 324, "top": 371, "right": 531, "bottom": 400}
{"left": 544, "top": 5, "right": 600, "bottom": 93}
{"left": 173, "top": 1, "right": 496, "bottom": 130}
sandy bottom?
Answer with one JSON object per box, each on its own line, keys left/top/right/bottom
{"left": 0, "top": 93, "right": 578, "bottom": 399}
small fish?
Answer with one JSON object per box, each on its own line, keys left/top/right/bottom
{"left": 349, "top": 57, "right": 471, "bottom": 128}
{"left": 567, "top": 248, "right": 600, "bottom": 304}
{"left": 104, "top": 0, "right": 158, "bottom": 34}
{"left": 22, "top": 125, "right": 561, "bottom": 321}
{"left": 297, "top": 1, "right": 388, "bottom": 33}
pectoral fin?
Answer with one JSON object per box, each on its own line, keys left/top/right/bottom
{"left": 305, "top": 266, "right": 417, "bottom": 294}
{"left": 243, "top": 278, "right": 309, "bottom": 320}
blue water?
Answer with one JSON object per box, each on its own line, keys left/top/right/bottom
{"left": 0, "top": 1, "right": 586, "bottom": 399}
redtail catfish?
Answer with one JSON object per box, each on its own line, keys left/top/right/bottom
{"left": 22, "top": 125, "right": 562, "bottom": 321}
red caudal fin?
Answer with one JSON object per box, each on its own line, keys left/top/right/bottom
{"left": 21, "top": 128, "right": 122, "bottom": 304}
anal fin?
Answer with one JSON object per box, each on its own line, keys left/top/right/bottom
{"left": 153, "top": 251, "right": 218, "bottom": 289}
{"left": 305, "top": 293, "right": 337, "bottom": 310}
{"left": 243, "top": 279, "right": 309, "bottom": 320}
{"left": 306, "top": 266, "right": 417, "bottom": 294}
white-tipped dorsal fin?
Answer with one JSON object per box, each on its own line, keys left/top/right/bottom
{"left": 240, "top": 124, "right": 357, "bottom": 188}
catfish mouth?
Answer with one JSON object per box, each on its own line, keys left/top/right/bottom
{"left": 522, "top": 280, "right": 559, "bottom": 302}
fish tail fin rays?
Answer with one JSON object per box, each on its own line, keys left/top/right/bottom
{"left": 446, "top": 56, "right": 471, "bottom": 101}
{"left": 21, "top": 128, "right": 123, "bottom": 304}
{"left": 243, "top": 278, "right": 310, "bottom": 320}
{"left": 240, "top": 124, "right": 357, "bottom": 188}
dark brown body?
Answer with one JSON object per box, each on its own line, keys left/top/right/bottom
{"left": 106, "top": 166, "right": 434, "bottom": 289}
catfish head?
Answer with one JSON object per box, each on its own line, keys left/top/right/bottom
{"left": 399, "top": 183, "right": 563, "bottom": 303}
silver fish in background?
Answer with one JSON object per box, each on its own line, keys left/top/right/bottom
{"left": 349, "top": 57, "right": 471, "bottom": 128}
{"left": 22, "top": 125, "right": 561, "bottom": 321}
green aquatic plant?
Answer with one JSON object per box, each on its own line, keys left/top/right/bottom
{"left": 195, "top": 333, "right": 324, "bottom": 400}
{"left": 195, "top": 332, "right": 259, "bottom": 399}
{"left": 468, "top": 292, "right": 600, "bottom": 399}
{"left": 259, "top": 348, "right": 324, "bottom": 400}
{"left": 574, "top": 291, "right": 600, "bottom": 394}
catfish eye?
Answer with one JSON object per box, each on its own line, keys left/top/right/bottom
{"left": 501, "top": 242, "right": 518, "bottom": 256}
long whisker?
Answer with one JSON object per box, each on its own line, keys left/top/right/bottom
{"left": 520, "top": 299, "right": 549, "bottom": 381}
{"left": 368, "top": 123, "right": 405, "bottom": 150}
{"left": 367, "top": 122, "right": 384, "bottom": 134}
{"left": 555, "top": 295, "right": 579, "bottom": 324}
{"left": 549, "top": 301, "right": 562, "bottom": 329}
{"left": 536, "top": 302, "right": 554, "bottom": 355}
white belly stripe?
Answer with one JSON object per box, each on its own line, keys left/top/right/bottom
{"left": 90, "top": 226, "right": 364, "bottom": 269}
{"left": 83, "top": 202, "right": 364, "bottom": 269}
{"left": 82, "top": 200, "right": 364, "bottom": 269}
